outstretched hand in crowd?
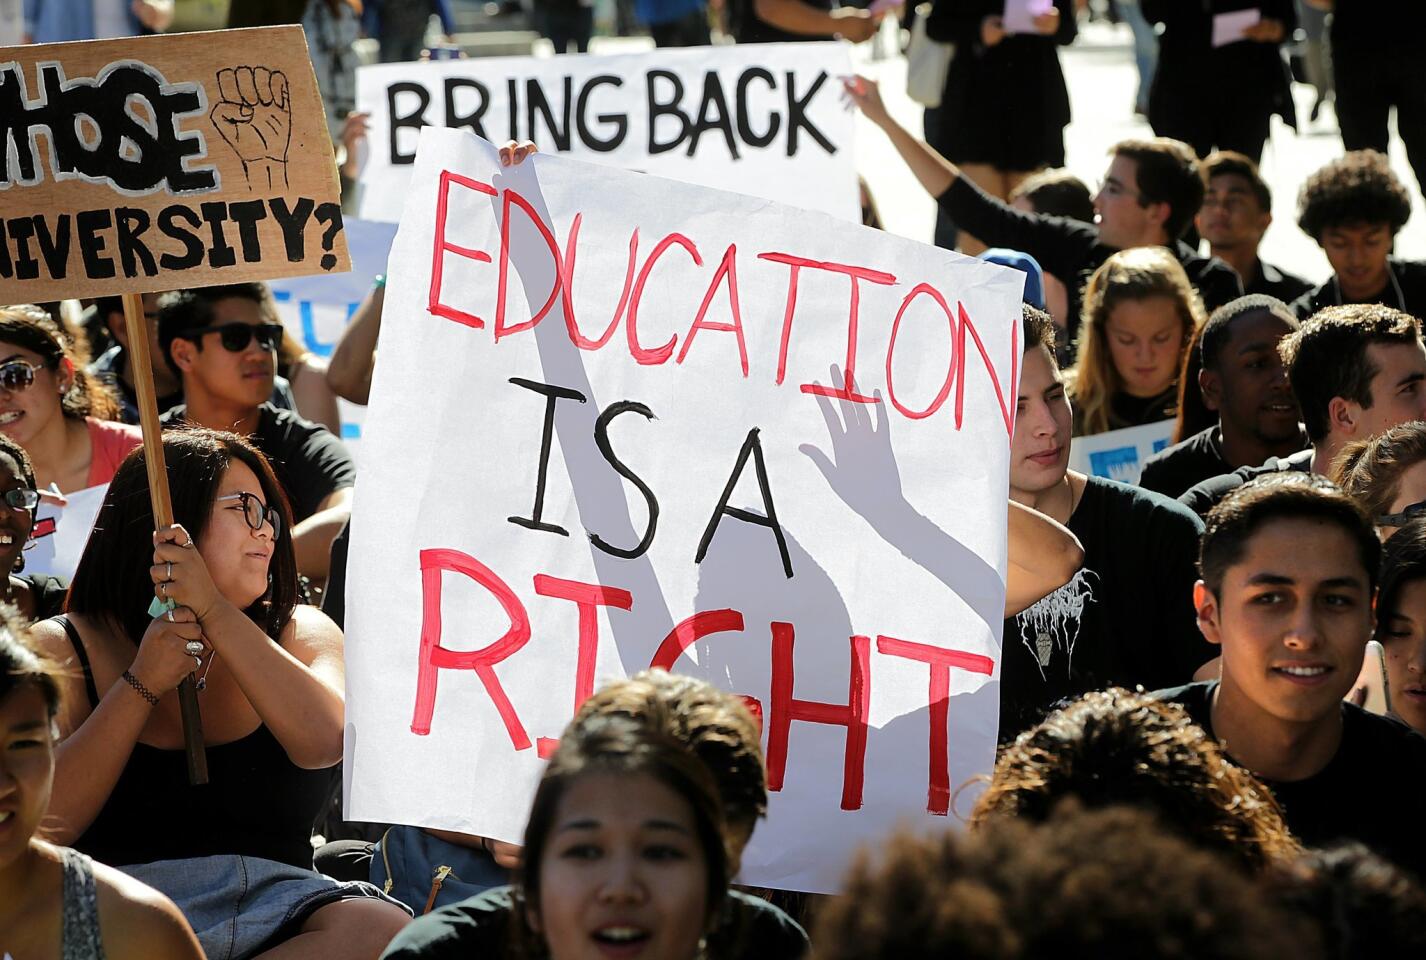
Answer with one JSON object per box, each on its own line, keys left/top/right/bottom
{"left": 842, "top": 75, "right": 891, "bottom": 128}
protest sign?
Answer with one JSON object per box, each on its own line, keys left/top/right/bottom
{"left": 24, "top": 484, "right": 109, "bottom": 581}
{"left": 1067, "top": 419, "right": 1175, "bottom": 485}
{"left": 355, "top": 42, "right": 858, "bottom": 224}
{"left": 268, "top": 218, "right": 397, "bottom": 453}
{"left": 344, "top": 127, "right": 1024, "bottom": 892}
{"left": 0, "top": 26, "right": 349, "bottom": 302}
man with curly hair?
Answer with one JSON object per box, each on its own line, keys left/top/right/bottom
{"left": 1290, "top": 151, "right": 1426, "bottom": 320}
{"left": 813, "top": 804, "right": 1324, "bottom": 960}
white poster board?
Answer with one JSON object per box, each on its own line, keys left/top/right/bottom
{"left": 344, "top": 128, "right": 1024, "bottom": 892}
{"left": 268, "top": 218, "right": 399, "bottom": 458}
{"left": 355, "top": 43, "right": 858, "bottom": 224}
{"left": 24, "top": 485, "right": 109, "bottom": 581}
{"left": 1067, "top": 419, "right": 1176, "bottom": 485}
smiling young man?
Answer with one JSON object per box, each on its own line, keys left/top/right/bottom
{"left": 1291, "top": 151, "right": 1426, "bottom": 320}
{"left": 1155, "top": 474, "right": 1426, "bottom": 878}
{"left": 1178, "top": 303, "right": 1426, "bottom": 514}
{"left": 1195, "top": 152, "right": 1312, "bottom": 304}
{"left": 1140, "top": 295, "right": 1306, "bottom": 498}
{"left": 1000, "top": 306, "right": 1213, "bottom": 739}
{"left": 158, "top": 284, "right": 355, "bottom": 581}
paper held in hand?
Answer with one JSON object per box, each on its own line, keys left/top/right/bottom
{"left": 344, "top": 126, "right": 1027, "bottom": 892}
{"left": 0, "top": 26, "right": 349, "bottom": 302}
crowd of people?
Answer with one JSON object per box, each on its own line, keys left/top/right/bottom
{"left": 5, "top": 1, "right": 1426, "bottom": 958}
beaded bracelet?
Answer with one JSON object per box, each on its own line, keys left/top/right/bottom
{"left": 121, "top": 670, "right": 159, "bottom": 707}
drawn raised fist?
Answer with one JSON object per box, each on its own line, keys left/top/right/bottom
{"left": 210, "top": 66, "right": 292, "bottom": 190}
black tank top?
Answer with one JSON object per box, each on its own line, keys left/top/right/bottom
{"left": 58, "top": 617, "right": 332, "bottom": 869}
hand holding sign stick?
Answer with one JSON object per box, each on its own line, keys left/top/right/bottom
{"left": 211, "top": 66, "right": 292, "bottom": 191}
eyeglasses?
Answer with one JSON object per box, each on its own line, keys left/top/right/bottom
{"left": 1378, "top": 501, "right": 1426, "bottom": 528}
{"left": 0, "top": 359, "right": 45, "bottom": 393}
{"left": 186, "top": 322, "right": 284, "bottom": 354}
{"left": 216, "top": 491, "right": 282, "bottom": 539}
{"left": 0, "top": 488, "right": 39, "bottom": 511}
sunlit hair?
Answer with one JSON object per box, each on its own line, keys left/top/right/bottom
{"left": 971, "top": 688, "right": 1301, "bottom": 872}
{"left": 0, "top": 605, "right": 61, "bottom": 719}
{"left": 571, "top": 670, "right": 766, "bottom": 843}
{"left": 1070, "top": 247, "right": 1205, "bottom": 435}
{"left": 1333, "top": 420, "right": 1426, "bottom": 521}
{"left": 0, "top": 304, "right": 120, "bottom": 422}
{"left": 513, "top": 713, "right": 730, "bottom": 959}
{"left": 67, "top": 428, "right": 298, "bottom": 643}
{"left": 814, "top": 804, "right": 1323, "bottom": 960}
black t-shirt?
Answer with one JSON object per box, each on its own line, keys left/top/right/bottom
{"left": 1155, "top": 680, "right": 1426, "bottom": 880}
{"left": 162, "top": 403, "right": 356, "bottom": 522}
{"left": 1138, "top": 426, "right": 1232, "bottom": 499}
{"left": 1290, "top": 258, "right": 1426, "bottom": 322}
{"left": 378, "top": 885, "right": 810, "bottom": 960}
{"left": 1176, "top": 447, "right": 1314, "bottom": 517}
{"left": 999, "top": 476, "right": 1212, "bottom": 740}
{"left": 1246, "top": 259, "right": 1314, "bottom": 305}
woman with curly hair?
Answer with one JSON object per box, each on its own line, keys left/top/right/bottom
{"left": 814, "top": 804, "right": 1323, "bottom": 960}
{"left": 0, "top": 305, "right": 137, "bottom": 494}
{"left": 1070, "top": 247, "right": 1206, "bottom": 436}
{"left": 971, "top": 687, "right": 1301, "bottom": 873}
{"left": 1292, "top": 150, "right": 1426, "bottom": 320}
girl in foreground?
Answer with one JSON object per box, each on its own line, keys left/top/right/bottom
{"left": 0, "top": 613, "right": 203, "bottom": 959}
{"left": 512, "top": 713, "right": 731, "bottom": 960}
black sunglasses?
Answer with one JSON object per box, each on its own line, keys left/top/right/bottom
{"left": 1, "top": 488, "right": 39, "bottom": 511}
{"left": 217, "top": 491, "right": 283, "bottom": 539}
{"left": 1378, "top": 500, "right": 1426, "bottom": 528}
{"left": 186, "top": 322, "right": 284, "bottom": 353}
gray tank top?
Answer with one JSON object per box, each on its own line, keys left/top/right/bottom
{"left": 60, "top": 846, "right": 105, "bottom": 960}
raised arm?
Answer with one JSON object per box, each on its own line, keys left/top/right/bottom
{"left": 1005, "top": 500, "right": 1084, "bottom": 617}
{"left": 326, "top": 281, "right": 383, "bottom": 405}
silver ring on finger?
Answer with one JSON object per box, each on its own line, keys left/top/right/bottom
{"left": 185, "top": 640, "right": 205, "bottom": 657}
{"left": 191, "top": 655, "right": 202, "bottom": 672}
{"left": 159, "top": 581, "right": 169, "bottom": 599}
{"left": 166, "top": 561, "right": 173, "bottom": 581}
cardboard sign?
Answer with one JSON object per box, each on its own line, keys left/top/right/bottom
{"left": 354, "top": 42, "right": 858, "bottom": 224}
{"left": 268, "top": 217, "right": 398, "bottom": 454}
{"left": 24, "top": 484, "right": 109, "bottom": 581}
{"left": 344, "top": 128, "right": 1024, "bottom": 892}
{"left": 0, "top": 26, "right": 349, "bottom": 301}
{"left": 1067, "top": 419, "right": 1176, "bottom": 485}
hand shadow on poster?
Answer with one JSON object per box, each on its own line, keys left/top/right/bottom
{"left": 799, "top": 367, "right": 1004, "bottom": 638}
{"left": 492, "top": 166, "right": 677, "bottom": 645}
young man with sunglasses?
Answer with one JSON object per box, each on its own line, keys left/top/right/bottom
{"left": 158, "top": 284, "right": 355, "bottom": 583}
{"left": 89, "top": 293, "right": 300, "bottom": 426}
{"left": 1155, "top": 474, "right": 1426, "bottom": 879}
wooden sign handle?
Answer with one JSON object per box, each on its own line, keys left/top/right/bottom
{"left": 120, "top": 293, "right": 208, "bottom": 785}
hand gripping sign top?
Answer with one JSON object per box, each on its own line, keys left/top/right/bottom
{"left": 0, "top": 26, "right": 349, "bottom": 301}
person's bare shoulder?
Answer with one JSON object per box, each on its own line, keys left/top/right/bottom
{"left": 92, "top": 858, "right": 204, "bottom": 960}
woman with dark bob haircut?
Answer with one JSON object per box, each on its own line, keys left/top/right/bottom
{"left": 513, "top": 713, "right": 731, "bottom": 960}
{"left": 28, "top": 428, "right": 410, "bottom": 959}
{"left": 0, "top": 610, "right": 205, "bottom": 959}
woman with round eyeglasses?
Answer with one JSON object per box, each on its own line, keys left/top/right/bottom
{"left": 0, "top": 305, "right": 140, "bottom": 494}
{"left": 27, "top": 428, "right": 411, "bottom": 959}
{"left": 0, "top": 433, "right": 68, "bottom": 619}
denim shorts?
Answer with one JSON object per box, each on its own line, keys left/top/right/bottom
{"left": 123, "top": 855, "right": 408, "bottom": 960}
